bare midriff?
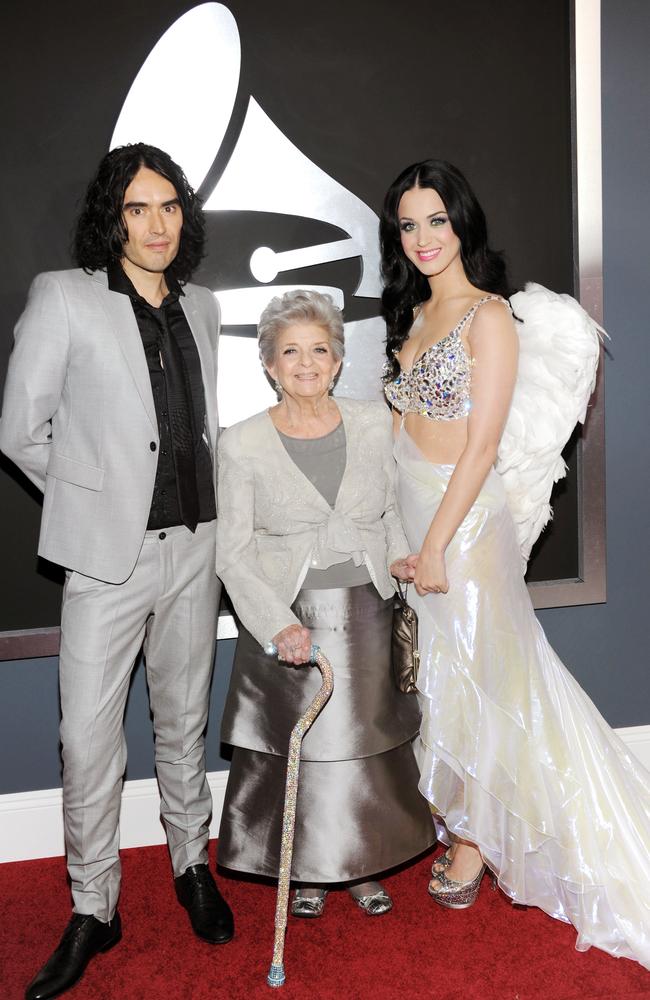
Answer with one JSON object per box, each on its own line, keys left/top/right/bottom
{"left": 397, "top": 409, "right": 469, "bottom": 465}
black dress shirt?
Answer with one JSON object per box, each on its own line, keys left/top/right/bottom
{"left": 107, "top": 264, "right": 216, "bottom": 529}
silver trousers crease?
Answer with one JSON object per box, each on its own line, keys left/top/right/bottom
{"left": 59, "top": 519, "right": 219, "bottom": 921}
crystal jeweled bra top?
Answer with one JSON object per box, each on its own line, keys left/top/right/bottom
{"left": 384, "top": 295, "right": 507, "bottom": 420}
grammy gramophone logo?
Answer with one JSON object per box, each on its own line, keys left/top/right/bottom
{"left": 111, "top": 2, "right": 385, "bottom": 425}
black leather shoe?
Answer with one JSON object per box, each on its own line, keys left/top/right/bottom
{"left": 25, "top": 911, "right": 122, "bottom": 1000}
{"left": 175, "top": 864, "right": 234, "bottom": 943}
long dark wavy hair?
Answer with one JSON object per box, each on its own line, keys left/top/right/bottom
{"left": 380, "top": 159, "right": 513, "bottom": 380}
{"left": 73, "top": 143, "right": 205, "bottom": 283}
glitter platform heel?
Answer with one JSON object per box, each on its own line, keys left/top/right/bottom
{"left": 427, "top": 865, "right": 496, "bottom": 910}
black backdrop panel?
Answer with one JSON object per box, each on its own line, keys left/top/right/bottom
{"left": 0, "top": 0, "right": 573, "bottom": 632}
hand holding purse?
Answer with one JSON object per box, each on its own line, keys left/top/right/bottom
{"left": 392, "top": 580, "right": 420, "bottom": 694}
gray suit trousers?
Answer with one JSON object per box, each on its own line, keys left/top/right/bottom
{"left": 59, "top": 520, "right": 219, "bottom": 921}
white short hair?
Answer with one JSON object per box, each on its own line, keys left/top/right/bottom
{"left": 258, "top": 290, "right": 345, "bottom": 368}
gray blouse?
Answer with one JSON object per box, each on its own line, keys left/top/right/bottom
{"left": 277, "top": 423, "right": 372, "bottom": 589}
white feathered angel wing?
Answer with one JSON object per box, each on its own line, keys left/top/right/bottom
{"left": 496, "top": 282, "right": 604, "bottom": 564}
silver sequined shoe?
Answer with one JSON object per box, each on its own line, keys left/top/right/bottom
{"left": 427, "top": 865, "right": 488, "bottom": 910}
{"left": 353, "top": 888, "right": 393, "bottom": 916}
{"left": 290, "top": 888, "right": 328, "bottom": 918}
{"left": 431, "top": 848, "right": 453, "bottom": 875}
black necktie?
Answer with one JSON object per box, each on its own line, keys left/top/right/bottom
{"left": 157, "top": 310, "right": 200, "bottom": 533}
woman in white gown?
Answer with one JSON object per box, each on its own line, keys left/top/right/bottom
{"left": 381, "top": 158, "right": 650, "bottom": 968}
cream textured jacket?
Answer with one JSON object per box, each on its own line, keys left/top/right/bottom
{"left": 215, "top": 397, "right": 409, "bottom": 647}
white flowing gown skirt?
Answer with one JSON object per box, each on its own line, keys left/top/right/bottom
{"left": 395, "top": 426, "right": 650, "bottom": 968}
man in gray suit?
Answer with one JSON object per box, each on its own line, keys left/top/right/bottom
{"left": 0, "top": 143, "right": 233, "bottom": 1000}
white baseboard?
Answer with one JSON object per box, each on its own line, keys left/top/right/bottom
{"left": 2, "top": 727, "right": 650, "bottom": 865}
{"left": 615, "top": 724, "right": 650, "bottom": 771}
{"left": 0, "top": 770, "right": 229, "bottom": 864}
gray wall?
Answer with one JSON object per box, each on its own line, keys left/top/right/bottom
{"left": 1, "top": 0, "right": 649, "bottom": 797}
{"left": 536, "top": 0, "right": 650, "bottom": 727}
{"left": 0, "top": 642, "right": 236, "bottom": 794}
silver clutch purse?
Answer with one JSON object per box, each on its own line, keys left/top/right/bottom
{"left": 392, "top": 581, "right": 420, "bottom": 694}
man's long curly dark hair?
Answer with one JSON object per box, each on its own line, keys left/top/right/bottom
{"left": 380, "top": 159, "right": 513, "bottom": 381}
{"left": 73, "top": 143, "right": 205, "bottom": 284}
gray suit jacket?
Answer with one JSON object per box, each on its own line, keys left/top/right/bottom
{"left": 215, "top": 398, "right": 409, "bottom": 647}
{"left": 0, "top": 268, "right": 220, "bottom": 583}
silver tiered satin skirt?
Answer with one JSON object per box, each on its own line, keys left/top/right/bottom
{"left": 395, "top": 425, "right": 650, "bottom": 969}
{"left": 218, "top": 583, "right": 435, "bottom": 882}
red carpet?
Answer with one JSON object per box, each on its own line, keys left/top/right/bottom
{"left": 1, "top": 842, "right": 649, "bottom": 1000}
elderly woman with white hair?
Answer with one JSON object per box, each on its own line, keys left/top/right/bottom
{"left": 216, "top": 290, "right": 434, "bottom": 917}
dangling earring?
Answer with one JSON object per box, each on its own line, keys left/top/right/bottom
{"left": 328, "top": 379, "right": 335, "bottom": 393}
{"left": 274, "top": 380, "right": 283, "bottom": 397}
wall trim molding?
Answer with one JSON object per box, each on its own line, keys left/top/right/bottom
{"left": 0, "top": 770, "right": 229, "bottom": 864}
{"left": 0, "top": 612, "right": 239, "bottom": 662}
{"left": 2, "top": 724, "right": 650, "bottom": 864}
